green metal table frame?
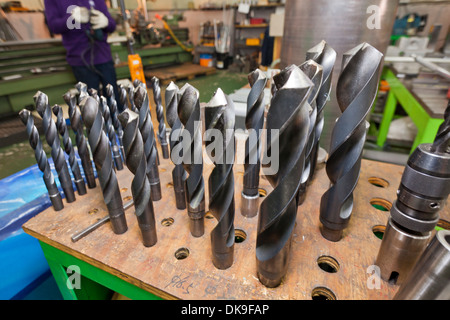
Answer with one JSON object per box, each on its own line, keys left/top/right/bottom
{"left": 39, "top": 241, "right": 163, "bottom": 300}
{"left": 376, "top": 67, "right": 444, "bottom": 153}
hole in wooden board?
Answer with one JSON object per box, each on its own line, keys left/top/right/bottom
{"left": 166, "top": 182, "right": 173, "bottom": 188}
{"left": 88, "top": 208, "right": 98, "bottom": 215}
{"left": 311, "top": 287, "right": 336, "bottom": 300}
{"left": 161, "top": 217, "right": 174, "bottom": 227}
{"left": 205, "top": 211, "right": 214, "bottom": 219}
{"left": 388, "top": 271, "right": 399, "bottom": 285}
{"left": 123, "top": 195, "right": 132, "bottom": 202}
{"left": 259, "top": 188, "right": 267, "bottom": 197}
{"left": 120, "top": 187, "right": 128, "bottom": 193}
{"left": 372, "top": 225, "right": 386, "bottom": 240}
{"left": 317, "top": 255, "right": 340, "bottom": 273}
{"left": 175, "top": 247, "right": 190, "bottom": 260}
{"left": 159, "top": 168, "right": 167, "bottom": 172}
{"left": 235, "top": 229, "right": 247, "bottom": 243}
{"left": 368, "top": 177, "right": 389, "bottom": 188}
{"left": 370, "top": 198, "right": 392, "bottom": 212}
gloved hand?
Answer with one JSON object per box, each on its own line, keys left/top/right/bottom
{"left": 90, "top": 9, "right": 109, "bottom": 30}
{"left": 71, "top": 6, "right": 89, "bottom": 24}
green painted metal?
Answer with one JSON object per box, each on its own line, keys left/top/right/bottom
{"left": 376, "top": 67, "right": 444, "bottom": 153}
{"left": 39, "top": 241, "right": 164, "bottom": 300}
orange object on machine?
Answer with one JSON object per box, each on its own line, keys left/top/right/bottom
{"left": 128, "top": 54, "right": 146, "bottom": 83}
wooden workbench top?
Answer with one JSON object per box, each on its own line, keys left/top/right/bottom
{"left": 22, "top": 140, "right": 449, "bottom": 300}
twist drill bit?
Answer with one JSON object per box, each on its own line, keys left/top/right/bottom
{"left": 52, "top": 104, "right": 87, "bottom": 195}
{"left": 205, "top": 88, "right": 236, "bottom": 269}
{"left": 241, "top": 69, "right": 267, "bottom": 218}
{"left": 100, "top": 96, "right": 124, "bottom": 171}
{"left": 105, "top": 84, "right": 126, "bottom": 165}
{"left": 64, "top": 92, "right": 97, "bottom": 189}
{"left": 126, "top": 84, "right": 137, "bottom": 112}
{"left": 375, "top": 104, "right": 450, "bottom": 285}
{"left": 319, "top": 43, "right": 383, "bottom": 242}
{"left": 305, "top": 41, "right": 337, "bottom": 183}
{"left": 151, "top": 76, "right": 170, "bottom": 159}
{"left": 177, "top": 84, "right": 206, "bottom": 237}
{"left": 75, "top": 82, "right": 89, "bottom": 105}
{"left": 19, "top": 109, "right": 64, "bottom": 211}
{"left": 80, "top": 96, "right": 128, "bottom": 234}
{"left": 134, "top": 86, "right": 162, "bottom": 201}
{"left": 256, "top": 65, "right": 312, "bottom": 288}
{"left": 119, "top": 109, "right": 157, "bottom": 247}
{"left": 296, "top": 60, "right": 323, "bottom": 205}
{"left": 118, "top": 84, "right": 135, "bottom": 112}
{"left": 165, "top": 81, "right": 187, "bottom": 209}
{"left": 34, "top": 91, "right": 76, "bottom": 203}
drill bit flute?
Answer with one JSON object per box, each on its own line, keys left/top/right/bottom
{"left": 64, "top": 92, "right": 97, "bottom": 189}
{"left": 134, "top": 86, "right": 162, "bottom": 201}
{"left": 205, "top": 88, "right": 236, "bottom": 269}
{"left": 256, "top": 65, "right": 312, "bottom": 288}
{"left": 319, "top": 43, "right": 383, "bottom": 242}
{"left": 100, "top": 96, "right": 124, "bottom": 171}
{"left": 105, "top": 84, "right": 125, "bottom": 165}
{"left": 35, "top": 91, "right": 76, "bottom": 203}
{"left": 80, "top": 97, "right": 128, "bottom": 235}
{"left": 241, "top": 69, "right": 267, "bottom": 218}
{"left": 52, "top": 104, "right": 87, "bottom": 195}
{"left": 165, "top": 81, "right": 187, "bottom": 209}
{"left": 119, "top": 109, "right": 157, "bottom": 247}
{"left": 19, "top": 109, "right": 64, "bottom": 211}
{"left": 151, "top": 76, "right": 170, "bottom": 159}
{"left": 177, "top": 84, "right": 206, "bottom": 237}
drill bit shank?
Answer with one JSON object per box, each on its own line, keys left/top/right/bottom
{"left": 256, "top": 65, "right": 312, "bottom": 287}
{"left": 119, "top": 109, "right": 157, "bottom": 247}
{"left": 319, "top": 43, "right": 383, "bottom": 242}
{"left": 19, "top": 109, "right": 64, "bottom": 211}
{"left": 52, "top": 104, "right": 87, "bottom": 195}
{"left": 80, "top": 97, "right": 128, "bottom": 234}
{"left": 35, "top": 91, "right": 76, "bottom": 203}
{"left": 205, "top": 88, "right": 236, "bottom": 269}
{"left": 241, "top": 69, "right": 267, "bottom": 217}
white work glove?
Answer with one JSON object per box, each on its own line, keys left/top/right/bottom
{"left": 71, "top": 6, "right": 90, "bottom": 24}
{"left": 90, "top": 9, "right": 109, "bottom": 30}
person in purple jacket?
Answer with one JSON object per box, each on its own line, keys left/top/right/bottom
{"left": 44, "top": 0, "right": 123, "bottom": 111}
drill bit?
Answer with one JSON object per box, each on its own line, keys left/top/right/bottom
{"left": 205, "top": 88, "right": 236, "bottom": 269}
{"left": 52, "top": 104, "right": 87, "bottom": 195}
{"left": 150, "top": 76, "right": 170, "bottom": 159}
{"left": 241, "top": 69, "right": 267, "bottom": 218}
{"left": 105, "top": 84, "right": 126, "bottom": 165}
{"left": 100, "top": 96, "right": 124, "bottom": 171}
{"left": 296, "top": 60, "right": 323, "bottom": 205}
{"left": 177, "top": 84, "right": 206, "bottom": 237}
{"left": 126, "top": 84, "right": 137, "bottom": 112}
{"left": 256, "top": 65, "right": 312, "bottom": 288}
{"left": 375, "top": 104, "right": 450, "bottom": 285}
{"left": 80, "top": 96, "right": 128, "bottom": 235}
{"left": 34, "top": 91, "right": 76, "bottom": 203}
{"left": 119, "top": 109, "right": 157, "bottom": 247}
{"left": 19, "top": 109, "right": 64, "bottom": 211}
{"left": 319, "top": 43, "right": 383, "bottom": 242}
{"left": 305, "top": 41, "right": 337, "bottom": 183}
{"left": 64, "top": 91, "right": 97, "bottom": 189}
{"left": 75, "top": 82, "right": 89, "bottom": 105}
{"left": 165, "top": 81, "right": 187, "bottom": 210}
{"left": 134, "top": 86, "right": 162, "bottom": 201}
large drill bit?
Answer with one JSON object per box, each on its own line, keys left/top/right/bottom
{"left": 34, "top": 91, "right": 76, "bottom": 203}
{"left": 126, "top": 84, "right": 137, "bottom": 112}
{"left": 305, "top": 41, "right": 337, "bottom": 183}
{"left": 177, "top": 84, "right": 205, "bottom": 237}
{"left": 64, "top": 91, "right": 96, "bottom": 189}
{"left": 134, "top": 86, "right": 162, "bottom": 201}
{"left": 105, "top": 84, "right": 126, "bottom": 165}
{"left": 241, "top": 69, "right": 267, "bottom": 218}
{"left": 296, "top": 60, "right": 323, "bottom": 205}
{"left": 19, "top": 109, "right": 64, "bottom": 211}
{"left": 165, "top": 81, "right": 187, "bottom": 210}
{"left": 319, "top": 43, "right": 383, "bottom": 242}
{"left": 80, "top": 96, "right": 128, "bottom": 235}
{"left": 205, "top": 88, "right": 236, "bottom": 269}
{"left": 75, "top": 82, "right": 89, "bottom": 105}
{"left": 52, "top": 104, "right": 87, "bottom": 195}
{"left": 256, "top": 65, "right": 312, "bottom": 288}
{"left": 100, "top": 96, "right": 124, "bottom": 171}
{"left": 150, "top": 76, "right": 170, "bottom": 159}
{"left": 119, "top": 109, "right": 157, "bottom": 247}
{"left": 375, "top": 103, "right": 450, "bottom": 285}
